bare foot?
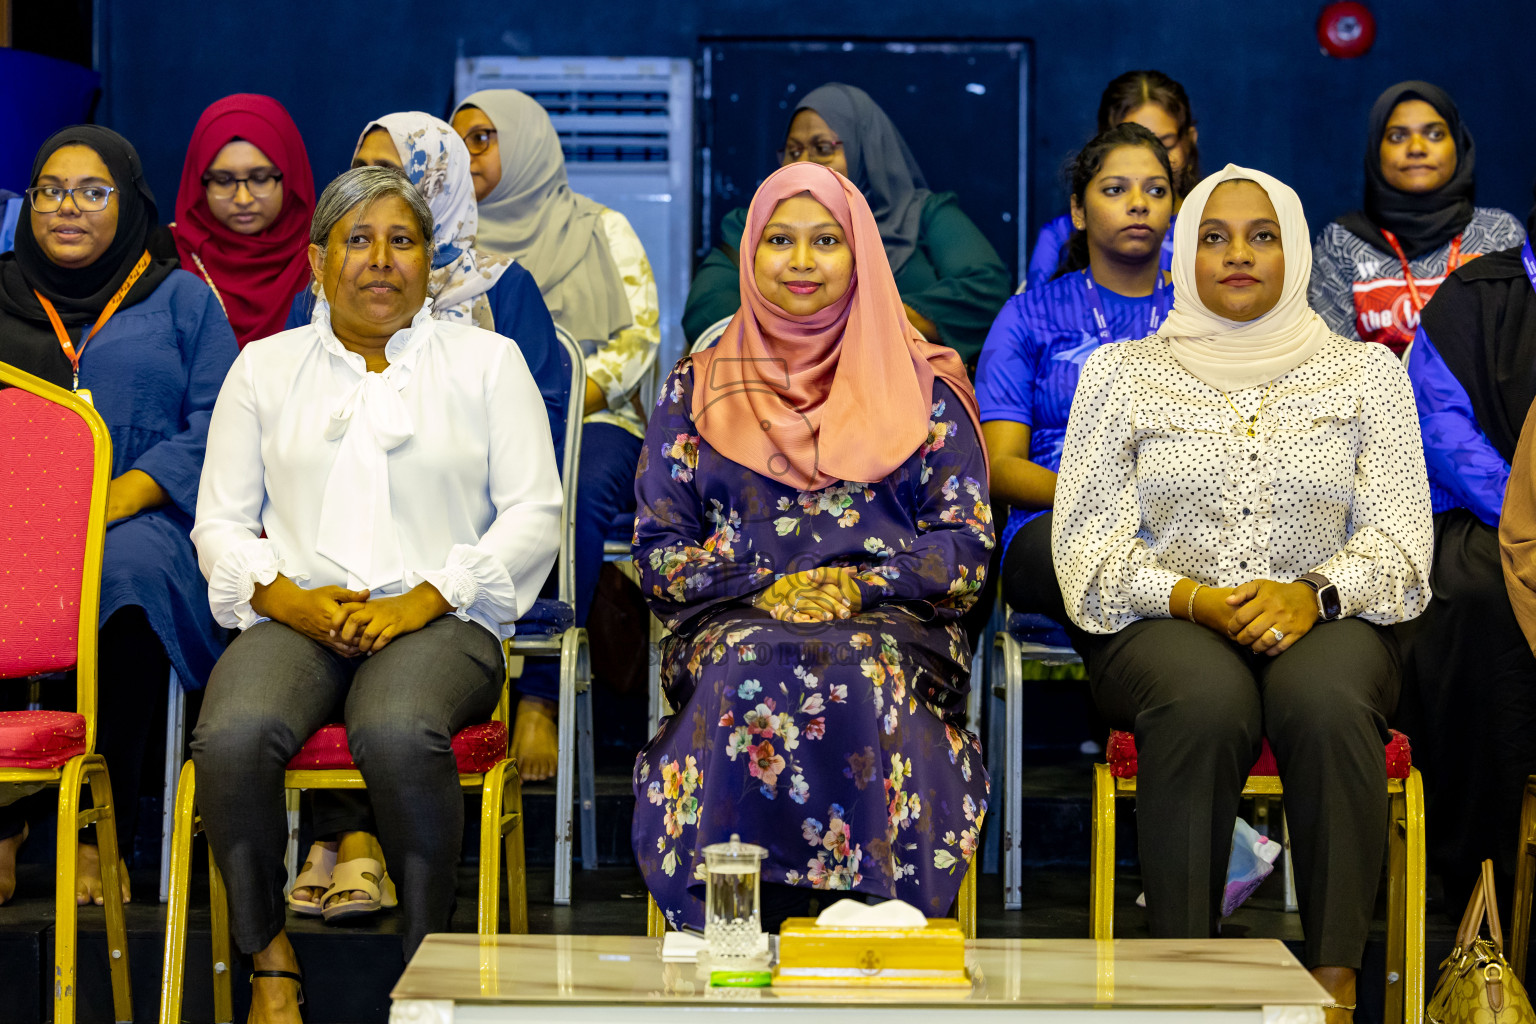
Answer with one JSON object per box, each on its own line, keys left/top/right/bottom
{"left": 0, "top": 824, "right": 27, "bottom": 905}
{"left": 75, "top": 842, "right": 131, "bottom": 906}
{"left": 290, "top": 840, "right": 338, "bottom": 908}
{"left": 510, "top": 696, "right": 559, "bottom": 782}
{"left": 249, "top": 929, "right": 303, "bottom": 1024}
{"left": 1311, "top": 966, "right": 1355, "bottom": 1024}
{"left": 323, "top": 831, "right": 386, "bottom": 911}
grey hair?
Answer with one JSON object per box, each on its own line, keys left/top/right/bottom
{"left": 309, "top": 165, "right": 433, "bottom": 251}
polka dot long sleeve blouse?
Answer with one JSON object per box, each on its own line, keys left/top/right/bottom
{"left": 1051, "top": 334, "right": 1433, "bottom": 634}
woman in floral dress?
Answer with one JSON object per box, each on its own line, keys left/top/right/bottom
{"left": 631, "top": 162, "right": 995, "bottom": 928}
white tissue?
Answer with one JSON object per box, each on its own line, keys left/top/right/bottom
{"left": 813, "top": 898, "right": 929, "bottom": 929}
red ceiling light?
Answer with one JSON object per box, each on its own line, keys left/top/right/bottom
{"left": 1317, "top": 1, "right": 1377, "bottom": 59}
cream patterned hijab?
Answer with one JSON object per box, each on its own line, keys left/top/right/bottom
{"left": 1156, "top": 163, "right": 1332, "bottom": 392}
{"left": 357, "top": 112, "right": 511, "bottom": 329}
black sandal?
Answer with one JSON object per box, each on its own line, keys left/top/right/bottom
{"left": 250, "top": 969, "right": 306, "bottom": 1010}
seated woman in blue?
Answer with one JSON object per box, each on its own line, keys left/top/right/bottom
{"left": 1395, "top": 190, "right": 1536, "bottom": 905}
{"left": 288, "top": 112, "right": 564, "bottom": 447}
{"left": 0, "top": 126, "right": 238, "bottom": 905}
{"left": 976, "top": 123, "right": 1173, "bottom": 627}
{"left": 1024, "top": 70, "right": 1199, "bottom": 291}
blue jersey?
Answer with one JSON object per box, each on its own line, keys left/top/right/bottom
{"left": 1024, "top": 212, "right": 1176, "bottom": 293}
{"left": 975, "top": 270, "right": 1168, "bottom": 552}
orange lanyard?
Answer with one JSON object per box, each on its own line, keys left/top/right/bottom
{"left": 1380, "top": 230, "right": 1463, "bottom": 313}
{"left": 33, "top": 249, "right": 151, "bottom": 391}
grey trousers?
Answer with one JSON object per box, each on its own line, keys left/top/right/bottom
{"left": 1081, "top": 616, "right": 1398, "bottom": 969}
{"left": 190, "top": 615, "right": 503, "bottom": 959}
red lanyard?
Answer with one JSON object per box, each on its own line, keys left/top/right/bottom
{"left": 33, "top": 249, "right": 151, "bottom": 391}
{"left": 1380, "top": 230, "right": 1463, "bottom": 313}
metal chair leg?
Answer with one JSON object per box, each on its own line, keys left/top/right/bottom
{"left": 160, "top": 669, "right": 184, "bottom": 904}
{"left": 160, "top": 760, "right": 198, "bottom": 1024}
{"left": 1385, "top": 783, "right": 1407, "bottom": 1024}
{"left": 1002, "top": 630, "right": 1024, "bottom": 911}
{"left": 478, "top": 767, "right": 504, "bottom": 936}
{"left": 1089, "top": 763, "right": 1116, "bottom": 939}
{"left": 575, "top": 630, "right": 598, "bottom": 874}
{"left": 1513, "top": 776, "right": 1536, "bottom": 983}
{"left": 554, "top": 629, "right": 580, "bottom": 905}
{"left": 503, "top": 761, "right": 528, "bottom": 935}
{"left": 646, "top": 892, "right": 666, "bottom": 937}
{"left": 210, "top": 844, "right": 233, "bottom": 1024}
{"left": 88, "top": 758, "right": 133, "bottom": 1023}
{"left": 53, "top": 756, "right": 86, "bottom": 1024}
{"left": 1404, "top": 769, "right": 1426, "bottom": 1024}
{"left": 957, "top": 855, "right": 978, "bottom": 939}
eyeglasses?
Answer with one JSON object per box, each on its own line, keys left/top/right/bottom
{"left": 777, "top": 138, "right": 843, "bottom": 165}
{"left": 26, "top": 185, "right": 117, "bottom": 213}
{"left": 202, "top": 170, "right": 283, "bottom": 200}
{"left": 461, "top": 128, "right": 497, "bottom": 155}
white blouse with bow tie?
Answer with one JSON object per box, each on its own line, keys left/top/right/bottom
{"left": 192, "top": 298, "right": 562, "bottom": 639}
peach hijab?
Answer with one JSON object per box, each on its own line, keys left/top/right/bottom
{"left": 690, "top": 162, "right": 982, "bottom": 491}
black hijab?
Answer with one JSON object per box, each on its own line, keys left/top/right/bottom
{"left": 1336, "top": 81, "right": 1476, "bottom": 260}
{"left": 1416, "top": 183, "right": 1536, "bottom": 461}
{"left": 0, "top": 125, "right": 176, "bottom": 324}
{"left": 0, "top": 126, "right": 176, "bottom": 388}
{"left": 793, "top": 84, "right": 931, "bottom": 275}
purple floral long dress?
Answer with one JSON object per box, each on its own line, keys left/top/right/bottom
{"left": 631, "top": 357, "right": 995, "bottom": 929}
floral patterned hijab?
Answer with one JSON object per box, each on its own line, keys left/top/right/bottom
{"left": 356, "top": 112, "right": 511, "bottom": 329}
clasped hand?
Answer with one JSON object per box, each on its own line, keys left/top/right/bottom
{"left": 251, "top": 576, "right": 451, "bottom": 657}
{"left": 1189, "top": 579, "right": 1319, "bottom": 656}
{"left": 753, "top": 567, "right": 863, "bottom": 623}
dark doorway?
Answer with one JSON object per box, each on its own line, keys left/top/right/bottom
{"left": 697, "top": 37, "right": 1030, "bottom": 282}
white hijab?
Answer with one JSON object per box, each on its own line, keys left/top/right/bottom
{"left": 1156, "top": 163, "right": 1332, "bottom": 392}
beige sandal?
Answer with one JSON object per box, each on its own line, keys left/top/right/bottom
{"left": 287, "top": 842, "right": 338, "bottom": 917}
{"left": 320, "top": 857, "right": 398, "bottom": 922}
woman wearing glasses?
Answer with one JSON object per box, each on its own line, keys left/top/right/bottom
{"left": 168, "top": 94, "right": 316, "bottom": 347}
{"left": 451, "top": 89, "right": 660, "bottom": 782}
{"left": 0, "top": 126, "right": 238, "bottom": 906}
{"left": 682, "top": 83, "right": 1009, "bottom": 364}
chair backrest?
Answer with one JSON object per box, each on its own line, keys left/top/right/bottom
{"left": 550, "top": 325, "right": 585, "bottom": 606}
{"left": 0, "top": 363, "right": 112, "bottom": 748}
{"left": 690, "top": 315, "right": 734, "bottom": 355}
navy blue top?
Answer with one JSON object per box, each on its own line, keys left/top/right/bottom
{"left": 285, "top": 261, "right": 566, "bottom": 453}
{"left": 975, "top": 270, "right": 1167, "bottom": 551}
{"left": 70, "top": 271, "right": 238, "bottom": 687}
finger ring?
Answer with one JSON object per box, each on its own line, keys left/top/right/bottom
{"left": 1269, "top": 627, "right": 1284, "bottom": 642}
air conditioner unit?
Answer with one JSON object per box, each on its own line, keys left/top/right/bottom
{"left": 455, "top": 56, "right": 694, "bottom": 382}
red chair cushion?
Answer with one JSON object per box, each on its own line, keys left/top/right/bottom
{"left": 285, "top": 720, "right": 508, "bottom": 774}
{"left": 0, "top": 709, "right": 86, "bottom": 768}
{"left": 1107, "top": 728, "right": 1412, "bottom": 780}
{"left": 0, "top": 388, "right": 96, "bottom": 678}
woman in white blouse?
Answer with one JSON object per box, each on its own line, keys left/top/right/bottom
{"left": 1053, "top": 164, "right": 1432, "bottom": 1023}
{"left": 189, "top": 166, "right": 560, "bottom": 1021}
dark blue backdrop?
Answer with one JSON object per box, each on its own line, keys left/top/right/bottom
{"left": 96, "top": 0, "right": 1536, "bottom": 271}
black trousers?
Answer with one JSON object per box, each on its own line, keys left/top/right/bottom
{"left": 189, "top": 615, "right": 502, "bottom": 959}
{"left": 999, "top": 511, "right": 1076, "bottom": 630}
{"left": 1081, "top": 616, "right": 1399, "bottom": 969}
{"left": 1394, "top": 509, "right": 1536, "bottom": 911}
{"left": 0, "top": 607, "right": 167, "bottom": 852}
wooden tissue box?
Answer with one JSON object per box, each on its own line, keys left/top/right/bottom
{"left": 772, "top": 917, "right": 969, "bottom": 988}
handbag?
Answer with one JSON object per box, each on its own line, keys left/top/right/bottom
{"left": 1427, "top": 859, "right": 1536, "bottom": 1023}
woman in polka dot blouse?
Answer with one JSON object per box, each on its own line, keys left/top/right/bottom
{"left": 1052, "top": 164, "right": 1432, "bottom": 1022}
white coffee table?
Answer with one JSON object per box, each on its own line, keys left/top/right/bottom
{"left": 390, "top": 934, "right": 1329, "bottom": 1023}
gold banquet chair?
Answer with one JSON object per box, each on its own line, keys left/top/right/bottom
{"left": 0, "top": 363, "right": 129, "bottom": 1024}
{"left": 1090, "top": 728, "right": 1425, "bottom": 1024}
{"left": 158, "top": 658, "right": 528, "bottom": 1024}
